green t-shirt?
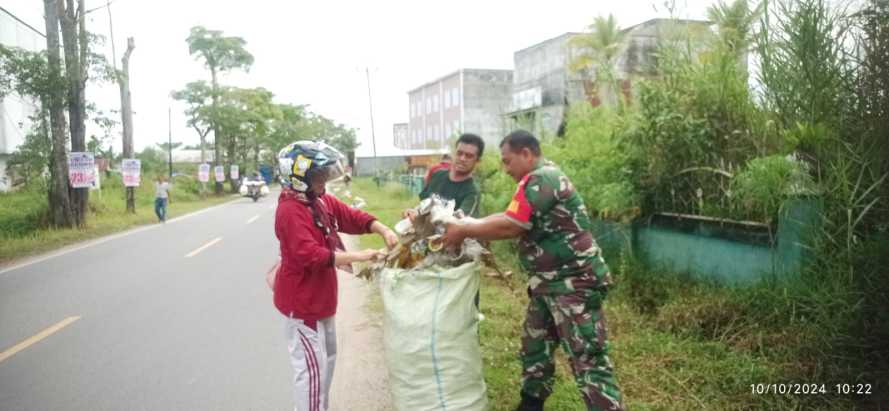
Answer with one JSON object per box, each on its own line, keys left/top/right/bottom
{"left": 419, "top": 169, "right": 480, "bottom": 217}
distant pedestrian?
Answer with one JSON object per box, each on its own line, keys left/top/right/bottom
{"left": 154, "top": 175, "right": 171, "bottom": 223}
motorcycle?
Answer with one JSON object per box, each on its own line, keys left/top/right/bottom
{"left": 239, "top": 177, "right": 269, "bottom": 202}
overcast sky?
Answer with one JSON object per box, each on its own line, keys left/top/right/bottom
{"left": 2, "top": 0, "right": 713, "bottom": 157}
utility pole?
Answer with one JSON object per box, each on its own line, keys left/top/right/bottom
{"left": 365, "top": 67, "right": 378, "bottom": 172}
{"left": 168, "top": 106, "right": 173, "bottom": 179}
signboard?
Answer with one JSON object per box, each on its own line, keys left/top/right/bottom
{"left": 214, "top": 166, "right": 225, "bottom": 182}
{"left": 230, "top": 165, "right": 239, "bottom": 180}
{"left": 122, "top": 159, "right": 141, "bottom": 187}
{"left": 198, "top": 163, "right": 210, "bottom": 182}
{"left": 68, "top": 152, "right": 96, "bottom": 188}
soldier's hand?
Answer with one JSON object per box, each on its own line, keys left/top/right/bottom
{"left": 441, "top": 223, "right": 465, "bottom": 250}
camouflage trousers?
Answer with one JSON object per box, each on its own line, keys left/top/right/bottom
{"left": 520, "top": 288, "right": 624, "bottom": 411}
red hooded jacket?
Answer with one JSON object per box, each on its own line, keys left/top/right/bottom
{"left": 273, "top": 190, "right": 376, "bottom": 321}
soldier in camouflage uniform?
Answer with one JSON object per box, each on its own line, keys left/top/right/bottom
{"left": 442, "top": 130, "right": 623, "bottom": 411}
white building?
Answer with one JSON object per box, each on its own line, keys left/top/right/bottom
{"left": 0, "top": 6, "right": 45, "bottom": 191}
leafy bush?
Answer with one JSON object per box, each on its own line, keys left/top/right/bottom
{"left": 731, "top": 154, "right": 817, "bottom": 222}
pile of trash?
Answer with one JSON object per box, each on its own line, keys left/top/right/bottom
{"left": 358, "top": 195, "right": 496, "bottom": 279}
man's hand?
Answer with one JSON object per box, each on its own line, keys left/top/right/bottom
{"left": 402, "top": 208, "right": 418, "bottom": 222}
{"left": 442, "top": 222, "right": 466, "bottom": 250}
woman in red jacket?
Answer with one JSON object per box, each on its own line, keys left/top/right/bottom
{"left": 268, "top": 141, "right": 397, "bottom": 411}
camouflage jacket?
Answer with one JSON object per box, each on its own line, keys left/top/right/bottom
{"left": 504, "top": 160, "right": 613, "bottom": 295}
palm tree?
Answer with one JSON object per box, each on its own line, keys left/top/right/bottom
{"left": 569, "top": 14, "right": 625, "bottom": 106}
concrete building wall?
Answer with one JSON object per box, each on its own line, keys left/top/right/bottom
{"left": 0, "top": 7, "right": 44, "bottom": 191}
{"left": 406, "top": 69, "right": 512, "bottom": 151}
{"left": 354, "top": 156, "right": 406, "bottom": 177}
{"left": 506, "top": 19, "right": 715, "bottom": 138}
{"left": 462, "top": 69, "right": 513, "bottom": 148}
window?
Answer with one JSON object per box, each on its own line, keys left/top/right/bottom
{"left": 426, "top": 98, "right": 431, "bottom": 114}
{"left": 445, "top": 124, "right": 451, "bottom": 137}
{"left": 433, "top": 96, "right": 438, "bottom": 112}
{"left": 444, "top": 94, "right": 450, "bottom": 109}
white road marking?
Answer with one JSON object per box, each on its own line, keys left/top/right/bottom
{"left": 246, "top": 215, "right": 260, "bottom": 225}
{"left": 185, "top": 237, "right": 223, "bottom": 258}
{"left": 0, "top": 316, "right": 81, "bottom": 363}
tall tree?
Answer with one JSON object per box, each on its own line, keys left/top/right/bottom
{"left": 119, "top": 37, "right": 136, "bottom": 212}
{"left": 185, "top": 26, "right": 254, "bottom": 194}
{"left": 172, "top": 81, "right": 215, "bottom": 164}
{"left": 44, "top": 0, "right": 76, "bottom": 227}
{"left": 58, "top": 0, "right": 89, "bottom": 226}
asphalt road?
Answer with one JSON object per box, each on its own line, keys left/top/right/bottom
{"left": 0, "top": 194, "right": 391, "bottom": 411}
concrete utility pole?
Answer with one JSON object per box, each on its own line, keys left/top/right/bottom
{"left": 168, "top": 106, "right": 173, "bottom": 179}
{"left": 365, "top": 67, "right": 378, "bottom": 170}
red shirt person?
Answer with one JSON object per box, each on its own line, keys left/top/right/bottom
{"left": 267, "top": 140, "right": 398, "bottom": 411}
{"left": 424, "top": 153, "right": 451, "bottom": 185}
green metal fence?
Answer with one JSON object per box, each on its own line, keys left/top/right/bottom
{"left": 591, "top": 196, "right": 822, "bottom": 284}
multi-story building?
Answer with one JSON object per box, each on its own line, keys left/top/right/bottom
{"left": 0, "top": 6, "right": 44, "bottom": 191}
{"left": 402, "top": 68, "right": 513, "bottom": 151}
{"left": 505, "top": 18, "right": 712, "bottom": 137}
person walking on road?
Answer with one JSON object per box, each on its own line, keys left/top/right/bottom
{"left": 154, "top": 175, "right": 171, "bottom": 223}
{"left": 441, "top": 130, "right": 624, "bottom": 411}
{"left": 267, "top": 140, "right": 399, "bottom": 411}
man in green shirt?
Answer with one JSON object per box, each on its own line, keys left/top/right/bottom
{"left": 404, "top": 133, "right": 484, "bottom": 219}
{"left": 441, "top": 130, "right": 624, "bottom": 411}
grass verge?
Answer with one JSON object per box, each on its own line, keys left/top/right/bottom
{"left": 345, "top": 178, "right": 868, "bottom": 410}
{"left": 0, "top": 175, "right": 237, "bottom": 265}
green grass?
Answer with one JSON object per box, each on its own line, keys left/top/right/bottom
{"left": 0, "top": 174, "right": 236, "bottom": 264}
{"left": 344, "top": 177, "right": 866, "bottom": 410}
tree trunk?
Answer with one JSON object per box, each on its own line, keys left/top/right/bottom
{"left": 120, "top": 38, "right": 136, "bottom": 213}
{"left": 210, "top": 67, "right": 223, "bottom": 195}
{"left": 43, "top": 0, "right": 74, "bottom": 228}
{"left": 59, "top": 0, "right": 88, "bottom": 226}
{"left": 227, "top": 137, "right": 237, "bottom": 193}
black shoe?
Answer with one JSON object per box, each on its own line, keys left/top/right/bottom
{"left": 515, "top": 392, "right": 545, "bottom": 411}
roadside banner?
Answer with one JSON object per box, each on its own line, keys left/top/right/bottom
{"left": 230, "top": 165, "right": 239, "bottom": 180}
{"left": 68, "top": 152, "right": 95, "bottom": 188}
{"left": 122, "top": 159, "right": 141, "bottom": 187}
{"left": 198, "top": 163, "right": 210, "bottom": 182}
{"left": 214, "top": 166, "right": 225, "bottom": 182}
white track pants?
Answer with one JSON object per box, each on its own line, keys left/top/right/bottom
{"left": 285, "top": 315, "right": 336, "bottom": 411}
